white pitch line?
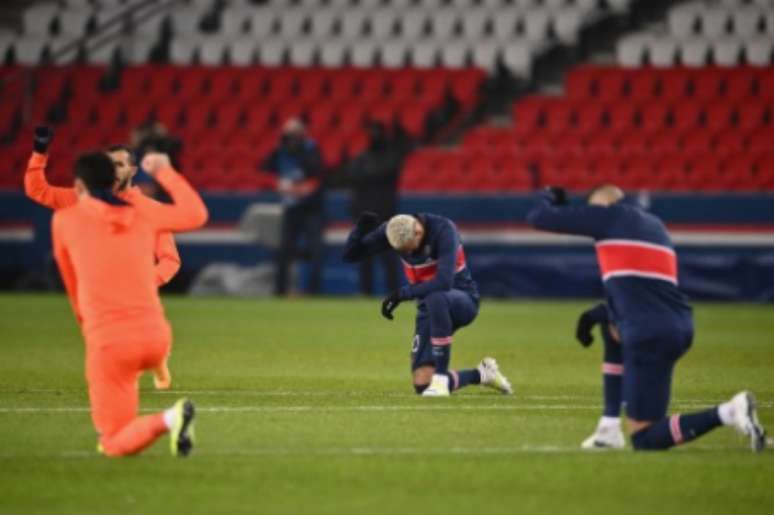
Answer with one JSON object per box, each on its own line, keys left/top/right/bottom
{"left": 1, "top": 402, "right": 772, "bottom": 414}
{"left": 0, "top": 443, "right": 751, "bottom": 460}
{"left": 4, "top": 389, "right": 763, "bottom": 407}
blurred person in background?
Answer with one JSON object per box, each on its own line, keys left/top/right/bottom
{"left": 344, "top": 121, "right": 405, "bottom": 295}
{"left": 263, "top": 118, "right": 325, "bottom": 296}
{"left": 131, "top": 121, "right": 183, "bottom": 201}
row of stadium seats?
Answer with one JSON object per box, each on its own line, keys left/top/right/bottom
{"left": 615, "top": 0, "right": 774, "bottom": 67}
{"left": 463, "top": 125, "right": 774, "bottom": 155}
{"left": 400, "top": 148, "right": 774, "bottom": 191}
{"left": 616, "top": 33, "right": 774, "bottom": 67}
{"left": 0, "top": 64, "right": 485, "bottom": 190}
{"left": 398, "top": 63, "right": 774, "bottom": 192}
{"left": 668, "top": 2, "right": 774, "bottom": 38}
{"left": 11, "top": 0, "right": 619, "bottom": 74}
{"left": 165, "top": 36, "right": 538, "bottom": 74}
{"left": 565, "top": 66, "right": 774, "bottom": 101}
{"left": 22, "top": 1, "right": 603, "bottom": 39}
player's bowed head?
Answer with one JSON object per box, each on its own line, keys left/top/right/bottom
{"left": 587, "top": 184, "right": 625, "bottom": 207}
{"left": 386, "top": 214, "right": 425, "bottom": 254}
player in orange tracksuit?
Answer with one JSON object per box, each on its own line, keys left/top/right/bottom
{"left": 52, "top": 150, "right": 208, "bottom": 456}
{"left": 25, "top": 127, "right": 178, "bottom": 390}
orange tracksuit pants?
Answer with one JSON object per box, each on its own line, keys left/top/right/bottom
{"left": 86, "top": 339, "right": 170, "bottom": 456}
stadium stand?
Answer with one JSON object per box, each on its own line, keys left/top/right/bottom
{"left": 400, "top": 0, "right": 774, "bottom": 193}
{"left": 1, "top": 0, "right": 618, "bottom": 191}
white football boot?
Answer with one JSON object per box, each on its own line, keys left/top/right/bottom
{"left": 728, "top": 391, "right": 766, "bottom": 452}
{"left": 581, "top": 417, "right": 626, "bottom": 450}
{"left": 477, "top": 357, "right": 513, "bottom": 395}
{"left": 422, "top": 374, "right": 451, "bottom": 397}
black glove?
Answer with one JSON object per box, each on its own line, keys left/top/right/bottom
{"left": 545, "top": 186, "right": 568, "bottom": 206}
{"left": 381, "top": 290, "right": 402, "bottom": 320}
{"left": 356, "top": 211, "right": 380, "bottom": 233}
{"left": 33, "top": 126, "right": 53, "bottom": 154}
{"left": 575, "top": 303, "right": 607, "bottom": 347}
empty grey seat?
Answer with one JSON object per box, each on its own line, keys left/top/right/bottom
{"left": 503, "top": 40, "right": 533, "bottom": 78}
{"left": 524, "top": 9, "right": 551, "bottom": 42}
{"left": 340, "top": 10, "right": 367, "bottom": 38}
{"left": 170, "top": 36, "right": 198, "bottom": 64}
{"left": 410, "top": 39, "right": 440, "bottom": 68}
{"left": 461, "top": 8, "right": 491, "bottom": 39}
{"left": 616, "top": 33, "right": 652, "bottom": 67}
{"left": 430, "top": 10, "right": 461, "bottom": 39}
{"left": 554, "top": 7, "right": 586, "bottom": 45}
{"left": 200, "top": 37, "right": 227, "bottom": 65}
{"left": 471, "top": 39, "right": 500, "bottom": 72}
{"left": 23, "top": 3, "right": 60, "bottom": 36}
{"left": 309, "top": 10, "right": 339, "bottom": 38}
{"left": 350, "top": 39, "right": 378, "bottom": 67}
{"left": 680, "top": 36, "right": 711, "bottom": 66}
{"left": 649, "top": 37, "right": 679, "bottom": 67}
{"left": 319, "top": 38, "right": 348, "bottom": 67}
{"left": 381, "top": 38, "right": 409, "bottom": 68}
{"left": 59, "top": 8, "right": 94, "bottom": 37}
{"left": 14, "top": 37, "right": 48, "bottom": 65}
{"left": 713, "top": 36, "right": 744, "bottom": 66}
{"left": 733, "top": 8, "right": 764, "bottom": 37}
{"left": 249, "top": 8, "right": 278, "bottom": 37}
{"left": 493, "top": 11, "right": 520, "bottom": 40}
{"left": 440, "top": 39, "right": 469, "bottom": 68}
{"left": 169, "top": 9, "right": 205, "bottom": 35}
{"left": 278, "top": 9, "right": 308, "bottom": 38}
{"left": 700, "top": 8, "right": 732, "bottom": 38}
{"left": 668, "top": 3, "right": 700, "bottom": 37}
{"left": 220, "top": 8, "right": 252, "bottom": 36}
{"left": 258, "top": 37, "right": 287, "bottom": 66}
{"left": 229, "top": 38, "right": 257, "bottom": 65}
{"left": 398, "top": 8, "right": 428, "bottom": 39}
{"left": 746, "top": 36, "right": 773, "bottom": 65}
{"left": 371, "top": 8, "right": 398, "bottom": 38}
{"left": 289, "top": 38, "right": 318, "bottom": 66}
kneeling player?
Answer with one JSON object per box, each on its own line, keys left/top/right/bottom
{"left": 528, "top": 184, "right": 766, "bottom": 452}
{"left": 343, "top": 212, "right": 512, "bottom": 397}
{"left": 52, "top": 151, "right": 207, "bottom": 456}
{"left": 25, "top": 127, "right": 178, "bottom": 390}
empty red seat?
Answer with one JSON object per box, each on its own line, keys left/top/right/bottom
{"left": 639, "top": 102, "right": 670, "bottom": 133}
{"left": 672, "top": 101, "right": 703, "bottom": 130}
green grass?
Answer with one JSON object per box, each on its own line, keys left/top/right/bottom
{"left": 0, "top": 294, "right": 772, "bottom": 515}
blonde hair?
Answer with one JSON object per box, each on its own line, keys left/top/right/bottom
{"left": 386, "top": 215, "right": 417, "bottom": 250}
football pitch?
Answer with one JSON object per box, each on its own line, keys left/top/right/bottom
{"left": 0, "top": 294, "right": 771, "bottom": 515}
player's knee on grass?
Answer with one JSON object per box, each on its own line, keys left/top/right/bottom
{"left": 413, "top": 365, "right": 434, "bottom": 394}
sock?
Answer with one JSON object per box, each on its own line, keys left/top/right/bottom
{"left": 446, "top": 369, "right": 481, "bottom": 391}
{"left": 431, "top": 343, "right": 451, "bottom": 374}
{"left": 599, "top": 416, "right": 621, "bottom": 429}
{"left": 601, "top": 323, "right": 623, "bottom": 417}
{"left": 717, "top": 401, "right": 735, "bottom": 426}
{"left": 631, "top": 408, "right": 723, "bottom": 450}
{"left": 163, "top": 406, "right": 177, "bottom": 429}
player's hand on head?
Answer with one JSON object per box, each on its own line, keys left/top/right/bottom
{"left": 381, "top": 290, "right": 402, "bottom": 320}
{"left": 356, "top": 211, "right": 380, "bottom": 233}
{"left": 575, "top": 309, "right": 597, "bottom": 347}
{"left": 33, "top": 126, "right": 54, "bottom": 154}
{"left": 545, "top": 186, "right": 568, "bottom": 206}
{"left": 141, "top": 152, "right": 172, "bottom": 176}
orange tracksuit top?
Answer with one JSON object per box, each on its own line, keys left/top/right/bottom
{"left": 51, "top": 166, "right": 208, "bottom": 346}
{"left": 25, "top": 152, "right": 182, "bottom": 287}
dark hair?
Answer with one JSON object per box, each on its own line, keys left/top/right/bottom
{"left": 74, "top": 152, "right": 115, "bottom": 190}
{"left": 105, "top": 144, "right": 135, "bottom": 164}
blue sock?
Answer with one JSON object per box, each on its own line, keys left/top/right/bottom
{"left": 432, "top": 344, "right": 450, "bottom": 374}
{"left": 446, "top": 369, "right": 481, "bottom": 391}
{"left": 601, "top": 323, "right": 623, "bottom": 417}
{"left": 631, "top": 408, "right": 723, "bottom": 450}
